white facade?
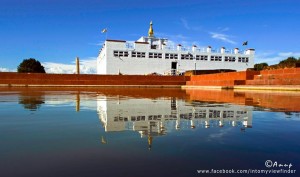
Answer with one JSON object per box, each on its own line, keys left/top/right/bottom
{"left": 97, "top": 97, "right": 252, "bottom": 149}
{"left": 97, "top": 97, "right": 253, "bottom": 133}
{"left": 97, "top": 22, "right": 255, "bottom": 75}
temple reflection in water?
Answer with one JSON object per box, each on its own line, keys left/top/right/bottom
{"left": 97, "top": 96, "right": 252, "bottom": 149}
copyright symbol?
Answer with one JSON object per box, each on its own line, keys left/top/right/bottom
{"left": 265, "top": 160, "right": 273, "bottom": 168}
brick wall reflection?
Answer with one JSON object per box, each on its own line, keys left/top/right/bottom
{"left": 186, "top": 89, "right": 300, "bottom": 112}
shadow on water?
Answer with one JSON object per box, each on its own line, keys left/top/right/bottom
{"left": 18, "top": 91, "right": 45, "bottom": 111}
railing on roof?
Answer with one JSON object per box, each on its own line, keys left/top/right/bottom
{"left": 123, "top": 42, "right": 250, "bottom": 55}
{"left": 239, "top": 50, "right": 246, "bottom": 54}
{"left": 196, "top": 48, "right": 206, "bottom": 53}
{"left": 164, "top": 46, "right": 175, "bottom": 50}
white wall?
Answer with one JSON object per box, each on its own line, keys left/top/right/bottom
{"left": 97, "top": 46, "right": 107, "bottom": 74}
{"left": 96, "top": 98, "right": 253, "bottom": 132}
{"left": 97, "top": 40, "right": 255, "bottom": 75}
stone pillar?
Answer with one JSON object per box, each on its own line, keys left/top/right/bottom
{"left": 76, "top": 57, "right": 80, "bottom": 74}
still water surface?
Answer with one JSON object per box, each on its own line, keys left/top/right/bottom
{"left": 0, "top": 88, "right": 299, "bottom": 177}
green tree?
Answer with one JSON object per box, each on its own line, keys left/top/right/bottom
{"left": 254, "top": 62, "right": 268, "bottom": 71}
{"left": 17, "top": 58, "right": 46, "bottom": 73}
{"left": 278, "top": 57, "right": 298, "bottom": 67}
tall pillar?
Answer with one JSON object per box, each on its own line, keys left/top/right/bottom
{"left": 76, "top": 91, "right": 80, "bottom": 112}
{"left": 76, "top": 57, "right": 80, "bottom": 74}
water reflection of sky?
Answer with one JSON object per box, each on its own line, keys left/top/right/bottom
{"left": 0, "top": 88, "right": 299, "bottom": 177}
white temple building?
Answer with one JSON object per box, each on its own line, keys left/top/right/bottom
{"left": 97, "top": 97, "right": 253, "bottom": 133}
{"left": 97, "top": 96, "right": 253, "bottom": 149}
{"left": 97, "top": 22, "right": 255, "bottom": 75}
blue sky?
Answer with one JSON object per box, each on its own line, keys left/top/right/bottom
{"left": 1, "top": 0, "right": 300, "bottom": 73}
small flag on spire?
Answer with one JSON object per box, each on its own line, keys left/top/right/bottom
{"left": 101, "top": 28, "right": 107, "bottom": 33}
{"left": 242, "top": 41, "right": 248, "bottom": 46}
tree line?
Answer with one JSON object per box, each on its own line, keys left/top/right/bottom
{"left": 254, "top": 57, "right": 300, "bottom": 71}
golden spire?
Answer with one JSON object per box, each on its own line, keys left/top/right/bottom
{"left": 148, "top": 21, "right": 154, "bottom": 37}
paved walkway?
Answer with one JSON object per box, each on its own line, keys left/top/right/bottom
{"left": 234, "top": 85, "right": 300, "bottom": 91}
{"left": 182, "top": 85, "right": 300, "bottom": 91}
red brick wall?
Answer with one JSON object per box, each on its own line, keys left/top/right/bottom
{"left": 246, "top": 68, "right": 300, "bottom": 85}
{"left": 0, "top": 72, "right": 190, "bottom": 86}
{"left": 187, "top": 71, "right": 259, "bottom": 86}
{"left": 187, "top": 68, "right": 300, "bottom": 86}
{"left": 1, "top": 68, "right": 299, "bottom": 87}
{"left": 190, "top": 71, "right": 259, "bottom": 81}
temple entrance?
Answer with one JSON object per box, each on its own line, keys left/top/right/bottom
{"left": 171, "top": 62, "right": 177, "bottom": 75}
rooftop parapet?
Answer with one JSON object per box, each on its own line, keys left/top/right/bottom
{"left": 104, "top": 39, "right": 255, "bottom": 55}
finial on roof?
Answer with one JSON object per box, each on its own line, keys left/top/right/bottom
{"left": 148, "top": 21, "right": 154, "bottom": 37}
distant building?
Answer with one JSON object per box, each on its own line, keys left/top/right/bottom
{"left": 97, "top": 22, "right": 255, "bottom": 75}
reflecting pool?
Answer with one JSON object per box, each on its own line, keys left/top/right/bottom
{"left": 0, "top": 87, "right": 299, "bottom": 177}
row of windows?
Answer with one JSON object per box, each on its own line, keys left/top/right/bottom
{"left": 114, "top": 115, "right": 168, "bottom": 122}
{"left": 211, "top": 55, "right": 222, "bottom": 61}
{"left": 113, "top": 110, "right": 247, "bottom": 122}
{"left": 181, "top": 54, "right": 194, "bottom": 60}
{"left": 223, "top": 111, "right": 235, "bottom": 118}
{"left": 196, "top": 55, "right": 208, "bottom": 61}
{"left": 238, "top": 57, "right": 249, "bottom": 63}
{"left": 165, "top": 53, "right": 178, "bottom": 59}
{"left": 113, "top": 51, "right": 129, "bottom": 57}
{"left": 113, "top": 50, "right": 249, "bottom": 62}
{"left": 225, "top": 56, "right": 236, "bottom": 62}
{"left": 149, "top": 52, "right": 162, "bottom": 58}
{"left": 114, "top": 111, "right": 246, "bottom": 122}
{"left": 132, "top": 51, "right": 146, "bottom": 58}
